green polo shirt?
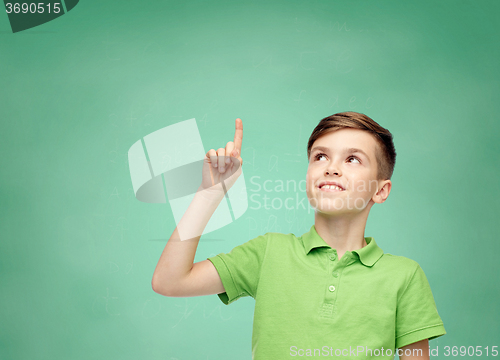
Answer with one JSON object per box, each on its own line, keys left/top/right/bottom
{"left": 207, "top": 225, "right": 446, "bottom": 359}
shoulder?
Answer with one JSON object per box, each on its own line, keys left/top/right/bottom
{"left": 230, "top": 231, "right": 293, "bottom": 254}
{"left": 377, "top": 254, "right": 438, "bottom": 299}
{"left": 220, "top": 231, "right": 296, "bottom": 257}
{"left": 378, "top": 253, "right": 420, "bottom": 271}
{"left": 375, "top": 253, "right": 423, "bottom": 287}
{"left": 260, "top": 231, "right": 300, "bottom": 243}
{"left": 255, "top": 231, "right": 304, "bottom": 255}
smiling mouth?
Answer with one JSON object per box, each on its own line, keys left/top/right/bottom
{"left": 318, "top": 185, "right": 345, "bottom": 192}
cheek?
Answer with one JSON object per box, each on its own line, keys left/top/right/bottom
{"left": 351, "top": 176, "right": 374, "bottom": 194}
{"left": 305, "top": 171, "right": 315, "bottom": 192}
{"left": 305, "top": 169, "right": 312, "bottom": 183}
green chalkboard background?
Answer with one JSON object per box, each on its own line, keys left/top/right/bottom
{"left": 1, "top": 1, "right": 499, "bottom": 359}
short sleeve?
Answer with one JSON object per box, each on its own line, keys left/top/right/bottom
{"left": 395, "top": 264, "right": 446, "bottom": 349}
{"left": 207, "top": 233, "right": 269, "bottom": 305}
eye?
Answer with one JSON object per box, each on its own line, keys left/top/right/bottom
{"left": 347, "top": 156, "right": 361, "bottom": 164}
{"left": 314, "top": 153, "right": 327, "bottom": 161}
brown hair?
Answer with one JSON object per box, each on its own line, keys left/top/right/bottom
{"left": 307, "top": 111, "right": 396, "bottom": 180}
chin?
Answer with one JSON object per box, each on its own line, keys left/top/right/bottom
{"left": 309, "top": 199, "right": 346, "bottom": 214}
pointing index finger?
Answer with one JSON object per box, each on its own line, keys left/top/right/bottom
{"left": 232, "top": 118, "right": 243, "bottom": 156}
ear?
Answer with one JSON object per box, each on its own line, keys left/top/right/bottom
{"left": 372, "top": 180, "right": 392, "bottom": 204}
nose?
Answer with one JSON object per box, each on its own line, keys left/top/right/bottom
{"left": 325, "top": 162, "right": 341, "bottom": 176}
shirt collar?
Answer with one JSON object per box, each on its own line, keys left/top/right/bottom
{"left": 300, "top": 225, "right": 384, "bottom": 267}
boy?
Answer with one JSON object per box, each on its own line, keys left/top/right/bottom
{"left": 152, "top": 112, "right": 446, "bottom": 359}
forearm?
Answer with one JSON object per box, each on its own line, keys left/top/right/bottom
{"left": 399, "top": 339, "right": 429, "bottom": 360}
{"left": 151, "top": 186, "right": 225, "bottom": 294}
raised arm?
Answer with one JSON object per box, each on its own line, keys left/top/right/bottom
{"left": 151, "top": 118, "right": 243, "bottom": 297}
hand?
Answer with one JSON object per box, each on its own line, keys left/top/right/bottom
{"left": 199, "top": 118, "right": 243, "bottom": 194}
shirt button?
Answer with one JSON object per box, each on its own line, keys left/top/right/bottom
{"left": 329, "top": 254, "right": 336, "bottom": 261}
{"left": 329, "top": 285, "right": 336, "bottom": 292}
{"left": 332, "top": 272, "right": 339, "bottom": 278}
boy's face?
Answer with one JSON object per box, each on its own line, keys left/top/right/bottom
{"left": 306, "top": 128, "right": 391, "bottom": 215}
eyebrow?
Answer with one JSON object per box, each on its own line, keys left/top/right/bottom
{"left": 310, "top": 146, "right": 370, "bottom": 161}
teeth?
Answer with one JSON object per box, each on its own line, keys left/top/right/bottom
{"left": 321, "top": 185, "right": 343, "bottom": 191}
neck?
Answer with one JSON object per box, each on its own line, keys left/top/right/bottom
{"left": 314, "top": 207, "right": 370, "bottom": 260}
